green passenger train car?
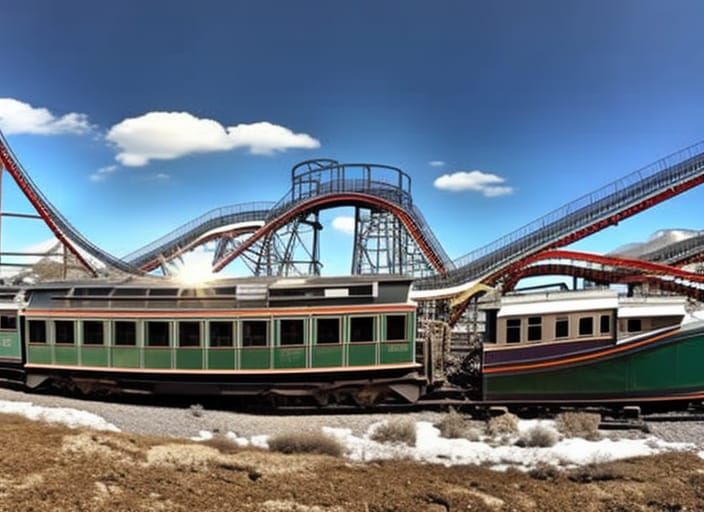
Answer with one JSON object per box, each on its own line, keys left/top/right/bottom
{"left": 6, "top": 275, "right": 424, "bottom": 405}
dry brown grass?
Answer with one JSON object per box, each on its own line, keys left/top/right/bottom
{"left": 555, "top": 412, "right": 601, "bottom": 440}
{"left": 487, "top": 412, "right": 519, "bottom": 438}
{"left": 268, "top": 431, "right": 344, "bottom": 457}
{"left": 437, "top": 408, "right": 481, "bottom": 441}
{"left": 370, "top": 418, "right": 417, "bottom": 446}
{"left": 517, "top": 424, "right": 559, "bottom": 447}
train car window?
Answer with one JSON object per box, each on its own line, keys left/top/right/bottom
{"left": 209, "top": 321, "right": 233, "bottom": 347}
{"left": 280, "top": 319, "right": 305, "bottom": 346}
{"left": 83, "top": 321, "right": 104, "bottom": 345}
{"left": 579, "top": 317, "right": 594, "bottom": 336}
{"left": 242, "top": 320, "right": 268, "bottom": 347}
{"left": 146, "top": 321, "right": 170, "bottom": 346}
{"left": 506, "top": 318, "right": 521, "bottom": 344}
{"left": 179, "top": 322, "right": 200, "bottom": 347}
{"left": 55, "top": 321, "right": 75, "bottom": 344}
{"left": 386, "top": 315, "right": 406, "bottom": 341}
{"left": 113, "top": 288, "right": 147, "bottom": 297}
{"left": 527, "top": 317, "right": 542, "bottom": 342}
{"left": 28, "top": 320, "right": 47, "bottom": 343}
{"left": 555, "top": 317, "right": 569, "bottom": 338}
{"left": 350, "top": 317, "right": 375, "bottom": 342}
{"left": 627, "top": 318, "right": 642, "bottom": 333}
{"left": 317, "top": 318, "right": 340, "bottom": 344}
{"left": 600, "top": 314, "right": 611, "bottom": 334}
{"left": 114, "top": 321, "right": 137, "bottom": 346}
{"left": 0, "top": 314, "right": 17, "bottom": 330}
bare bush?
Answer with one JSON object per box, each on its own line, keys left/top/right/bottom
{"left": 189, "top": 404, "right": 204, "bottom": 418}
{"left": 203, "top": 435, "right": 241, "bottom": 454}
{"left": 371, "top": 419, "right": 417, "bottom": 446}
{"left": 516, "top": 424, "right": 559, "bottom": 448}
{"left": 487, "top": 412, "right": 519, "bottom": 438}
{"left": 555, "top": 412, "right": 601, "bottom": 440}
{"left": 529, "top": 463, "right": 561, "bottom": 481}
{"left": 568, "top": 464, "right": 619, "bottom": 483}
{"left": 268, "top": 431, "right": 344, "bottom": 457}
{"left": 437, "top": 408, "right": 481, "bottom": 441}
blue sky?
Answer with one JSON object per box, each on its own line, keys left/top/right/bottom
{"left": 1, "top": 0, "right": 704, "bottom": 276}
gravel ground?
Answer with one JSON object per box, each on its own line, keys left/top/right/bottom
{"left": 3, "top": 387, "right": 704, "bottom": 447}
{"left": 0, "top": 388, "right": 451, "bottom": 439}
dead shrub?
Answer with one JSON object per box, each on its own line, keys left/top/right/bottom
{"left": 203, "top": 435, "right": 241, "bottom": 455}
{"left": 568, "top": 464, "right": 619, "bottom": 483}
{"left": 437, "top": 409, "right": 481, "bottom": 441}
{"left": 267, "top": 431, "right": 344, "bottom": 457}
{"left": 487, "top": 412, "right": 519, "bottom": 438}
{"left": 528, "top": 463, "right": 561, "bottom": 481}
{"left": 555, "top": 412, "right": 601, "bottom": 440}
{"left": 189, "top": 404, "right": 204, "bottom": 418}
{"left": 516, "top": 424, "right": 559, "bottom": 448}
{"left": 370, "top": 418, "right": 417, "bottom": 446}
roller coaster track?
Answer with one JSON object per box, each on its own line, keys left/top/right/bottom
{"left": 3, "top": 124, "right": 704, "bottom": 297}
{"left": 207, "top": 161, "right": 453, "bottom": 273}
{"left": 638, "top": 231, "right": 704, "bottom": 267}
{"left": 415, "top": 141, "right": 704, "bottom": 298}
{"left": 0, "top": 131, "right": 139, "bottom": 276}
{"left": 123, "top": 204, "right": 271, "bottom": 271}
{"left": 503, "top": 250, "right": 704, "bottom": 296}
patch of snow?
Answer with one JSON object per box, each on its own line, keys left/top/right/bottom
{"left": 0, "top": 400, "right": 119, "bottom": 432}
{"left": 321, "top": 420, "right": 692, "bottom": 470}
{"left": 190, "top": 430, "right": 214, "bottom": 442}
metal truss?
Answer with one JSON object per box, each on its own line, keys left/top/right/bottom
{"left": 214, "top": 212, "right": 322, "bottom": 277}
{"left": 351, "top": 207, "right": 435, "bottom": 278}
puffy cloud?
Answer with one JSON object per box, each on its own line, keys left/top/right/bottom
{"left": 106, "top": 112, "right": 321, "bottom": 166}
{"left": 89, "top": 165, "right": 118, "bottom": 182}
{"left": 428, "top": 160, "right": 445, "bottom": 167}
{"left": 433, "top": 170, "right": 514, "bottom": 197}
{"left": 0, "top": 98, "right": 92, "bottom": 135}
{"left": 331, "top": 215, "right": 356, "bottom": 235}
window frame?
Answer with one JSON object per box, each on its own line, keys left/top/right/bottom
{"left": 506, "top": 318, "right": 522, "bottom": 344}
{"left": 208, "top": 320, "right": 235, "bottom": 348}
{"left": 82, "top": 320, "right": 105, "bottom": 346}
{"left": 28, "top": 319, "right": 47, "bottom": 344}
{"left": 384, "top": 314, "right": 407, "bottom": 343}
{"left": 627, "top": 318, "right": 642, "bottom": 333}
{"left": 145, "top": 320, "right": 171, "bottom": 347}
{"left": 178, "top": 321, "right": 201, "bottom": 348}
{"left": 241, "top": 319, "right": 269, "bottom": 348}
{"left": 600, "top": 314, "right": 611, "bottom": 335}
{"left": 555, "top": 317, "right": 569, "bottom": 339}
{"left": 578, "top": 316, "right": 594, "bottom": 337}
{"left": 0, "top": 313, "right": 17, "bottom": 331}
{"left": 315, "top": 316, "right": 341, "bottom": 345}
{"left": 527, "top": 316, "right": 542, "bottom": 342}
{"left": 279, "top": 317, "right": 306, "bottom": 347}
{"left": 349, "top": 315, "right": 376, "bottom": 344}
{"left": 114, "top": 320, "right": 138, "bottom": 346}
{"left": 54, "top": 320, "right": 76, "bottom": 345}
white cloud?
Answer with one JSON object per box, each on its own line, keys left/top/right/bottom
{"left": 331, "top": 215, "right": 356, "bottom": 235}
{"left": 0, "top": 98, "right": 92, "bottom": 135}
{"left": 433, "top": 170, "right": 514, "bottom": 197}
{"left": 428, "top": 160, "right": 445, "bottom": 167}
{"left": 89, "top": 165, "right": 118, "bottom": 182}
{"left": 105, "top": 112, "right": 321, "bottom": 166}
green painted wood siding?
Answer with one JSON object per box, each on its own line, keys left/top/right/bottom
{"left": 23, "top": 312, "right": 416, "bottom": 371}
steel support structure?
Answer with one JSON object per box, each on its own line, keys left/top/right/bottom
{"left": 351, "top": 206, "right": 434, "bottom": 277}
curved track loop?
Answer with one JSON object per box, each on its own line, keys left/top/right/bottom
{"left": 0, "top": 131, "right": 139, "bottom": 275}
{"left": 212, "top": 192, "right": 449, "bottom": 273}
